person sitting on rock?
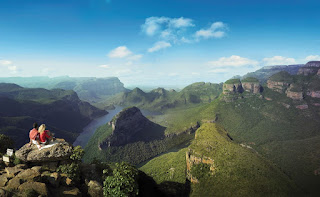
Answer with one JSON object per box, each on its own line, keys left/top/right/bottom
{"left": 38, "top": 124, "right": 54, "bottom": 145}
{"left": 29, "top": 122, "right": 41, "bottom": 147}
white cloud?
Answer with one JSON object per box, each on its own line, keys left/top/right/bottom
{"left": 191, "top": 72, "right": 200, "bottom": 75}
{"left": 208, "top": 55, "right": 258, "bottom": 68}
{"left": 195, "top": 22, "right": 227, "bottom": 39}
{"left": 108, "top": 46, "right": 132, "bottom": 58}
{"left": 99, "top": 65, "right": 110, "bottom": 68}
{"left": 169, "top": 17, "right": 194, "bottom": 28}
{"left": 305, "top": 55, "right": 320, "bottom": 61}
{"left": 125, "top": 61, "right": 133, "bottom": 66}
{"left": 148, "top": 41, "right": 172, "bottom": 53}
{"left": 127, "top": 54, "right": 143, "bottom": 61}
{"left": 0, "top": 60, "right": 12, "bottom": 65}
{"left": 262, "top": 56, "right": 296, "bottom": 65}
{"left": 141, "top": 17, "right": 194, "bottom": 37}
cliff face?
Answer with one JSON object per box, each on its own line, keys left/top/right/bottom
{"left": 267, "top": 80, "right": 290, "bottom": 93}
{"left": 242, "top": 82, "right": 261, "bottom": 94}
{"left": 297, "top": 61, "right": 320, "bottom": 76}
{"left": 285, "top": 85, "right": 303, "bottom": 100}
{"left": 99, "top": 107, "right": 165, "bottom": 148}
{"left": 222, "top": 78, "right": 261, "bottom": 102}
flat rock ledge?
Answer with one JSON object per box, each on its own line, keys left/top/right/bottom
{"left": 15, "top": 141, "right": 73, "bottom": 162}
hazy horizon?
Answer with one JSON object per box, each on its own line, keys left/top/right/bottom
{"left": 0, "top": 0, "right": 319, "bottom": 87}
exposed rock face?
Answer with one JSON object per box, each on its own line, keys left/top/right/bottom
{"left": 223, "top": 82, "right": 243, "bottom": 94}
{"left": 186, "top": 149, "right": 215, "bottom": 183}
{"left": 296, "top": 104, "right": 308, "bottom": 110}
{"left": 242, "top": 82, "right": 261, "bottom": 94}
{"left": 308, "top": 91, "right": 320, "bottom": 98}
{"left": 267, "top": 80, "right": 290, "bottom": 93}
{"left": 298, "top": 61, "right": 320, "bottom": 76}
{"left": 317, "top": 69, "right": 320, "bottom": 76}
{"left": 15, "top": 141, "right": 73, "bottom": 162}
{"left": 100, "top": 107, "right": 165, "bottom": 148}
{"left": 286, "top": 86, "right": 304, "bottom": 100}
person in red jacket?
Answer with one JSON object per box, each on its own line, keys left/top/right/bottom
{"left": 29, "top": 122, "right": 41, "bottom": 147}
{"left": 38, "top": 124, "right": 54, "bottom": 144}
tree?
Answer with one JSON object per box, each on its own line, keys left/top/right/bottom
{"left": 103, "top": 162, "right": 139, "bottom": 197}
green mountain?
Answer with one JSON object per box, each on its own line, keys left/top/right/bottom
{"left": 83, "top": 107, "right": 196, "bottom": 165}
{"left": 0, "top": 83, "right": 106, "bottom": 147}
{"left": 0, "top": 76, "right": 128, "bottom": 102}
{"left": 242, "top": 64, "right": 303, "bottom": 83}
{"left": 113, "top": 82, "right": 222, "bottom": 112}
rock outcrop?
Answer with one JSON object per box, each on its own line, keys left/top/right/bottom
{"left": 15, "top": 140, "right": 73, "bottom": 162}
{"left": 186, "top": 149, "right": 215, "bottom": 183}
{"left": 286, "top": 85, "right": 304, "bottom": 100}
{"left": 100, "top": 107, "right": 166, "bottom": 148}
{"left": 222, "top": 78, "right": 261, "bottom": 102}
{"left": 267, "top": 71, "right": 293, "bottom": 93}
{"left": 297, "top": 61, "right": 320, "bottom": 76}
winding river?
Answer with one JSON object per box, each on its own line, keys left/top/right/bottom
{"left": 73, "top": 106, "right": 161, "bottom": 148}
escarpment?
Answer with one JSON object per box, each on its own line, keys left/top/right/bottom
{"left": 222, "top": 78, "right": 261, "bottom": 102}
{"left": 297, "top": 61, "right": 320, "bottom": 76}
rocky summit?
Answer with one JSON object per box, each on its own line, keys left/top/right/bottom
{"left": 100, "top": 107, "right": 166, "bottom": 148}
{"left": 15, "top": 140, "right": 73, "bottom": 163}
{"left": 297, "top": 61, "right": 320, "bottom": 76}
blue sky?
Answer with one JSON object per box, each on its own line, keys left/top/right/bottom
{"left": 0, "top": 0, "right": 319, "bottom": 87}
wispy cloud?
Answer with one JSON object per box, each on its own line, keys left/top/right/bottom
{"left": 305, "top": 55, "right": 320, "bottom": 61}
{"left": 141, "top": 17, "right": 194, "bottom": 37}
{"left": 99, "top": 64, "right": 111, "bottom": 68}
{"left": 0, "top": 60, "right": 13, "bottom": 65}
{"left": 208, "top": 55, "right": 258, "bottom": 68}
{"left": 108, "top": 46, "right": 133, "bottom": 58}
{"left": 195, "top": 22, "right": 227, "bottom": 40}
{"left": 141, "top": 17, "right": 227, "bottom": 52}
{"left": 0, "top": 59, "right": 19, "bottom": 74}
{"left": 107, "top": 46, "right": 143, "bottom": 63}
{"left": 262, "top": 56, "right": 296, "bottom": 65}
{"left": 148, "top": 41, "right": 172, "bottom": 53}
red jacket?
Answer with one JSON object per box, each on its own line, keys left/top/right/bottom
{"left": 40, "top": 130, "right": 50, "bottom": 142}
{"left": 29, "top": 128, "right": 38, "bottom": 140}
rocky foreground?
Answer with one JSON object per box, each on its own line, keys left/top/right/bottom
{"left": 0, "top": 140, "right": 103, "bottom": 197}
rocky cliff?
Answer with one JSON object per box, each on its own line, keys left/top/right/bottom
{"left": 99, "top": 107, "right": 166, "bottom": 148}
{"left": 297, "top": 61, "right": 320, "bottom": 76}
{"left": 222, "top": 78, "right": 261, "bottom": 102}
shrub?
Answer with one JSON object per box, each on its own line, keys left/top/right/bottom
{"left": 190, "top": 163, "right": 211, "bottom": 181}
{"left": 57, "top": 162, "right": 80, "bottom": 182}
{"left": 0, "top": 134, "right": 14, "bottom": 154}
{"left": 70, "top": 145, "right": 84, "bottom": 161}
{"left": 103, "top": 162, "right": 139, "bottom": 197}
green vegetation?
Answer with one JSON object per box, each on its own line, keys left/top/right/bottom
{"left": 189, "top": 123, "right": 299, "bottom": 197}
{"left": 224, "top": 78, "right": 241, "bottom": 84}
{"left": 0, "top": 134, "right": 14, "bottom": 154}
{"left": 57, "top": 162, "right": 81, "bottom": 183}
{"left": 84, "top": 120, "right": 195, "bottom": 165}
{"left": 269, "top": 71, "right": 293, "bottom": 82}
{"left": 190, "top": 163, "right": 211, "bottom": 181}
{"left": 103, "top": 162, "right": 139, "bottom": 197}
{"left": 139, "top": 147, "right": 188, "bottom": 184}
{"left": 241, "top": 77, "right": 259, "bottom": 83}
{"left": 70, "top": 145, "right": 85, "bottom": 161}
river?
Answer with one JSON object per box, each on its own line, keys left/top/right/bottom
{"left": 73, "top": 105, "right": 161, "bottom": 148}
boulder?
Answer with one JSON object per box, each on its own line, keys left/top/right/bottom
{"left": 5, "top": 177, "right": 22, "bottom": 190}
{"left": 15, "top": 141, "right": 73, "bottom": 162}
{"left": 87, "top": 180, "right": 103, "bottom": 197}
{"left": 61, "top": 173, "right": 74, "bottom": 186}
{"left": 18, "top": 181, "right": 48, "bottom": 196}
{"left": 53, "top": 186, "right": 82, "bottom": 197}
{"left": 16, "top": 168, "right": 41, "bottom": 182}
{"left": 4, "top": 166, "right": 23, "bottom": 178}
{"left": 0, "top": 175, "right": 8, "bottom": 187}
